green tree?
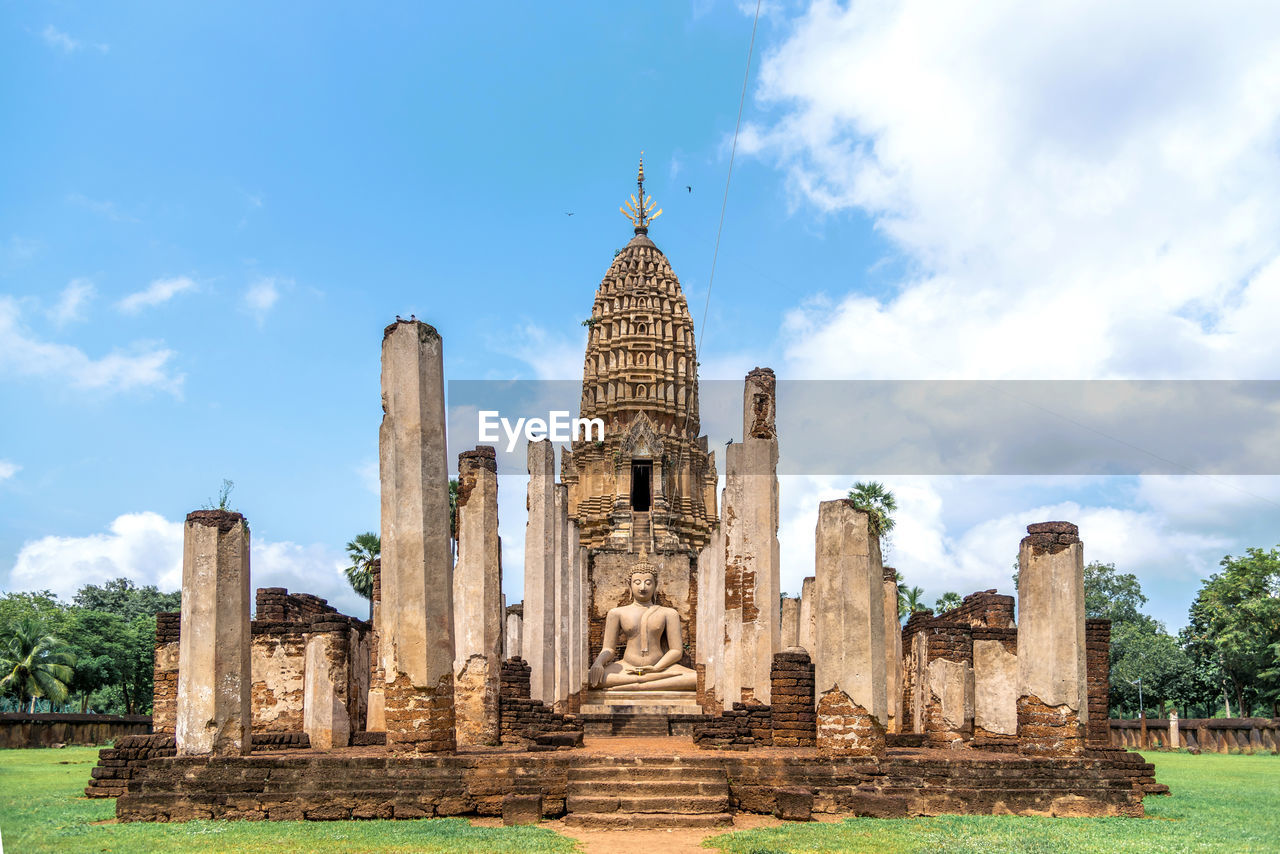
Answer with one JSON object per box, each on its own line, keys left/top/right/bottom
{"left": 73, "top": 579, "right": 180, "bottom": 623}
{"left": 345, "top": 532, "right": 381, "bottom": 620}
{"left": 900, "top": 585, "right": 927, "bottom": 620}
{"left": 1184, "top": 546, "right": 1280, "bottom": 718}
{"left": 847, "top": 481, "right": 897, "bottom": 538}
{"left": 934, "top": 592, "right": 962, "bottom": 614}
{"left": 0, "top": 617, "right": 75, "bottom": 713}
{"left": 1109, "top": 620, "right": 1193, "bottom": 718}
{"left": 61, "top": 610, "right": 127, "bottom": 712}
{"left": 1083, "top": 562, "right": 1154, "bottom": 628}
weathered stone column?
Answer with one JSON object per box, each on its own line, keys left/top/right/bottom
{"left": 973, "top": 626, "right": 1018, "bottom": 741}
{"left": 176, "top": 510, "right": 251, "bottom": 757}
{"left": 304, "top": 618, "right": 356, "bottom": 750}
{"left": 552, "top": 484, "right": 571, "bottom": 709}
{"left": 151, "top": 612, "right": 180, "bottom": 735}
{"left": 882, "top": 567, "right": 903, "bottom": 733}
{"left": 452, "top": 446, "right": 503, "bottom": 748}
{"left": 378, "top": 319, "right": 456, "bottom": 753}
{"left": 504, "top": 605, "right": 522, "bottom": 661}
{"left": 798, "top": 576, "right": 816, "bottom": 655}
{"left": 814, "top": 500, "right": 886, "bottom": 755}
{"left": 566, "top": 521, "right": 584, "bottom": 708}
{"left": 723, "top": 367, "right": 781, "bottom": 705}
{"left": 781, "top": 597, "right": 800, "bottom": 650}
{"left": 695, "top": 522, "right": 725, "bottom": 712}
{"left": 1016, "top": 521, "right": 1087, "bottom": 756}
{"left": 523, "top": 440, "right": 556, "bottom": 703}
{"left": 366, "top": 559, "right": 385, "bottom": 731}
{"left": 1168, "top": 709, "right": 1180, "bottom": 749}
{"left": 918, "top": 622, "right": 975, "bottom": 748}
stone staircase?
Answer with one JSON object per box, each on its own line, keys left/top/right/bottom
{"left": 565, "top": 758, "right": 733, "bottom": 828}
{"left": 631, "top": 511, "right": 652, "bottom": 552}
{"left": 609, "top": 714, "right": 670, "bottom": 736}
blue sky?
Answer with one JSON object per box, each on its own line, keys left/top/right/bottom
{"left": 3, "top": 1, "right": 1279, "bottom": 633}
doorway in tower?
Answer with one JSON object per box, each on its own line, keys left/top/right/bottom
{"left": 630, "top": 460, "right": 652, "bottom": 512}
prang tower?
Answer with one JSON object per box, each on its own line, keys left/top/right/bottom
{"left": 561, "top": 156, "right": 719, "bottom": 664}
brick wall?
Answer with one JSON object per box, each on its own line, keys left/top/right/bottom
{"left": 1086, "top": 619, "right": 1111, "bottom": 744}
{"left": 151, "top": 612, "right": 180, "bottom": 735}
{"left": 498, "top": 658, "right": 581, "bottom": 746}
{"left": 937, "top": 590, "right": 1015, "bottom": 629}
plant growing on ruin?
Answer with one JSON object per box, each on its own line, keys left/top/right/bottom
{"left": 848, "top": 481, "right": 897, "bottom": 554}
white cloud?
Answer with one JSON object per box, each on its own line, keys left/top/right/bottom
{"left": 0, "top": 296, "right": 183, "bottom": 395}
{"left": 0, "top": 461, "right": 19, "bottom": 482}
{"left": 6, "top": 512, "right": 368, "bottom": 619}
{"left": 117, "top": 276, "right": 197, "bottom": 314}
{"left": 242, "top": 277, "right": 283, "bottom": 324}
{"left": 41, "top": 25, "right": 107, "bottom": 54}
{"left": 492, "top": 323, "right": 585, "bottom": 381}
{"left": 48, "top": 278, "right": 95, "bottom": 326}
{"left": 746, "top": 0, "right": 1280, "bottom": 381}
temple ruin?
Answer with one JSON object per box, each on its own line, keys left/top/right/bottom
{"left": 91, "top": 159, "right": 1167, "bottom": 824}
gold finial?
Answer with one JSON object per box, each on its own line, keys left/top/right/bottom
{"left": 620, "top": 151, "right": 662, "bottom": 233}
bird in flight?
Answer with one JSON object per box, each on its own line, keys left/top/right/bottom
{"left": 686, "top": 186, "right": 692, "bottom": 193}
{"left": 565, "top": 212, "right": 575, "bottom": 216}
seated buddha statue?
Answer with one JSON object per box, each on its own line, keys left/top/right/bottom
{"left": 587, "top": 550, "right": 696, "bottom": 692}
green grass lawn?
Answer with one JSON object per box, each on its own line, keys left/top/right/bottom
{"left": 1, "top": 748, "right": 1276, "bottom": 854}
{"left": 704, "top": 752, "right": 1280, "bottom": 854}
{"left": 0, "top": 746, "right": 574, "bottom": 854}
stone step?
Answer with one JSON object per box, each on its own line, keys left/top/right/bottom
{"left": 567, "top": 793, "right": 730, "bottom": 814}
{"left": 565, "top": 811, "right": 734, "bottom": 829}
{"left": 568, "top": 766, "right": 727, "bottom": 783}
{"left": 567, "top": 780, "right": 727, "bottom": 798}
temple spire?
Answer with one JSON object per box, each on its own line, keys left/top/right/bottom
{"left": 621, "top": 151, "right": 663, "bottom": 234}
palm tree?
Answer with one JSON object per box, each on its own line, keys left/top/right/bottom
{"left": 344, "top": 532, "right": 381, "bottom": 620}
{"left": 934, "top": 592, "right": 963, "bottom": 614}
{"left": 900, "top": 585, "right": 928, "bottom": 620}
{"left": 0, "top": 618, "right": 75, "bottom": 713}
{"left": 847, "top": 481, "right": 897, "bottom": 537}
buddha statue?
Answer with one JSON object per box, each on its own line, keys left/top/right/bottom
{"left": 587, "top": 550, "right": 697, "bottom": 692}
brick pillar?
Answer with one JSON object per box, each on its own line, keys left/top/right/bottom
{"left": 814, "top": 500, "right": 886, "bottom": 755}
{"left": 304, "top": 617, "right": 355, "bottom": 749}
{"left": 453, "top": 446, "right": 503, "bottom": 748}
{"left": 1085, "top": 618, "right": 1111, "bottom": 745}
{"left": 524, "top": 440, "right": 556, "bottom": 703}
{"left": 1017, "top": 521, "right": 1087, "bottom": 756}
{"left": 770, "top": 650, "right": 816, "bottom": 747}
{"left": 176, "top": 510, "right": 251, "bottom": 756}
{"left": 378, "top": 319, "right": 456, "bottom": 753}
{"left": 151, "top": 612, "right": 180, "bottom": 735}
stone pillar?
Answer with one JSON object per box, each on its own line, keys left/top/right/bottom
{"left": 1016, "top": 521, "right": 1087, "bottom": 756}
{"left": 972, "top": 627, "right": 1018, "bottom": 740}
{"left": 565, "top": 520, "right": 584, "bottom": 708}
{"left": 1169, "top": 709, "right": 1180, "bottom": 750}
{"left": 696, "top": 522, "right": 725, "bottom": 712}
{"left": 523, "top": 440, "right": 556, "bottom": 703}
{"left": 452, "top": 446, "right": 503, "bottom": 748}
{"left": 505, "top": 605, "right": 522, "bottom": 661}
{"left": 578, "top": 542, "right": 589, "bottom": 704}
{"left": 1085, "top": 618, "right": 1111, "bottom": 745}
{"left": 151, "top": 612, "right": 180, "bottom": 736}
{"left": 919, "top": 623, "right": 975, "bottom": 748}
{"left": 882, "top": 567, "right": 902, "bottom": 733}
{"left": 723, "top": 367, "right": 780, "bottom": 705}
{"left": 813, "top": 500, "right": 886, "bottom": 755}
{"left": 552, "top": 484, "right": 571, "bottom": 709}
{"left": 798, "top": 576, "right": 816, "bottom": 654}
{"left": 366, "top": 559, "right": 385, "bottom": 731}
{"left": 780, "top": 597, "right": 800, "bottom": 650}
{"left": 378, "top": 319, "right": 456, "bottom": 753}
{"left": 176, "top": 510, "right": 251, "bottom": 757}
{"left": 304, "top": 619, "right": 355, "bottom": 750}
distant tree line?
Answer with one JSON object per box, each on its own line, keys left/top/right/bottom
{"left": 0, "top": 579, "right": 179, "bottom": 715}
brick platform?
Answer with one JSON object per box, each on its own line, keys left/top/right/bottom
{"left": 113, "top": 740, "right": 1157, "bottom": 821}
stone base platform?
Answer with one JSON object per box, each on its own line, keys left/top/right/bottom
{"left": 114, "top": 740, "right": 1158, "bottom": 822}
{"left": 579, "top": 690, "right": 703, "bottom": 716}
